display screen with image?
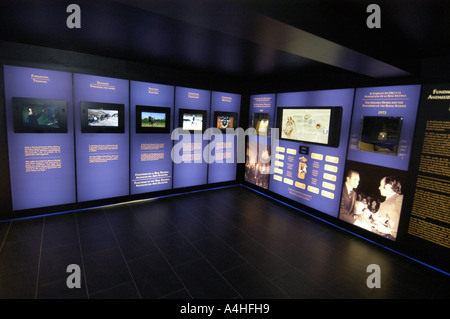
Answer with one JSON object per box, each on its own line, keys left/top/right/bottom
{"left": 214, "top": 111, "right": 237, "bottom": 130}
{"left": 13, "top": 97, "right": 68, "bottom": 133}
{"left": 179, "top": 109, "right": 207, "bottom": 132}
{"left": 252, "top": 113, "right": 270, "bottom": 136}
{"left": 278, "top": 106, "right": 342, "bottom": 147}
{"left": 136, "top": 105, "right": 171, "bottom": 133}
{"left": 358, "top": 116, "right": 403, "bottom": 156}
{"left": 81, "top": 101, "right": 125, "bottom": 133}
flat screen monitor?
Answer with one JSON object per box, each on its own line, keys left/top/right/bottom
{"left": 214, "top": 111, "right": 238, "bottom": 131}
{"left": 179, "top": 108, "right": 207, "bottom": 133}
{"left": 136, "top": 105, "right": 171, "bottom": 134}
{"left": 358, "top": 116, "right": 403, "bottom": 156}
{"left": 13, "top": 97, "right": 68, "bottom": 133}
{"left": 277, "top": 106, "right": 342, "bottom": 147}
{"left": 81, "top": 101, "right": 125, "bottom": 133}
{"left": 251, "top": 113, "right": 270, "bottom": 136}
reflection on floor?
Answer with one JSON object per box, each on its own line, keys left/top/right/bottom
{"left": 0, "top": 185, "right": 448, "bottom": 299}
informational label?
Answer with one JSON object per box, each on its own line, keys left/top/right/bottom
{"left": 181, "top": 142, "right": 203, "bottom": 162}
{"left": 24, "top": 145, "right": 62, "bottom": 173}
{"left": 25, "top": 144, "right": 62, "bottom": 172}
{"left": 406, "top": 89, "right": 450, "bottom": 249}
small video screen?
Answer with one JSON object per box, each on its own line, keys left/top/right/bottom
{"left": 358, "top": 116, "right": 403, "bottom": 156}
{"left": 13, "top": 97, "right": 68, "bottom": 133}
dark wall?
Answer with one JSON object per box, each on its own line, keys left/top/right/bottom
{"left": 0, "top": 65, "right": 12, "bottom": 214}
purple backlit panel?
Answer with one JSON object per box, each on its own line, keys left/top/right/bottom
{"left": 347, "top": 85, "right": 421, "bottom": 171}
{"left": 130, "top": 80, "right": 174, "bottom": 194}
{"left": 74, "top": 73, "right": 129, "bottom": 202}
{"left": 4, "top": 65, "right": 76, "bottom": 211}
{"left": 244, "top": 94, "right": 276, "bottom": 189}
{"left": 269, "top": 89, "right": 355, "bottom": 217}
{"left": 208, "top": 91, "right": 241, "bottom": 184}
{"left": 173, "top": 87, "right": 210, "bottom": 189}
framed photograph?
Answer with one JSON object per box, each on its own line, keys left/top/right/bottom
{"left": 13, "top": 97, "right": 68, "bottom": 133}
{"left": 136, "top": 105, "right": 171, "bottom": 133}
{"left": 81, "top": 101, "right": 125, "bottom": 133}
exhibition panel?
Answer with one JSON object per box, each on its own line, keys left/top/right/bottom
{"left": 207, "top": 91, "right": 241, "bottom": 184}
{"left": 402, "top": 84, "right": 450, "bottom": 272}
{"left": 73, "top": 73, "right": 130, "bottom": 202}
{"left": 346, "top": 85, "right": 421, "bottom": 171}
{"left": 4, "top": 65, "right": 76, "bottom": 211}
{"left": 339, "top": 85, "right": 421, "bottom": 240}
{"left": 269, "top": 89, "right": 355, "bottom": 218}
{"left": 244, "top": 94, "right": 276, "bottom": 190}
{"left": 130, "top": 80, "right": 175, "bottom": 194}
{"left": 172, "top": 86, "right": 211, "bottom": 189}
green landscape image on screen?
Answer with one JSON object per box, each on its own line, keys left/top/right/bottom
{"left": 141, "top": 111, "right": 166, "bottom": 128}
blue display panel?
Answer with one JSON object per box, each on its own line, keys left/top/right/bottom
{"left": 172, "top": 87, "right": 210, "bottom": 189}
{"left": 130, "top": 80, "right": 174, "bottom": 194}
{"left": 347, "top": 85, "right": 421, "bottom": 170}
{"left": 74, "top": 74, "right": 129, "bottom": 202}
{"left": 339, "top": 85, "right": 421, "bottom": 240}
{"left": 207, "top": 91, "right": 241, "bottom": 184}
{"left": 268, "top": 89, "right": 355, "bottom": 217}
{"left": 244, "top": 94, "right": 276, "bottom": 189}
{"left": 4, "top": 65, "right": 76, "bottom": 211}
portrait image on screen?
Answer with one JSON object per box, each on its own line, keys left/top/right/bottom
{"left": 358, "top": 116, "right": 403, "bottom": 156}
{"left": 214, "top": 111, "right": 238, "bottom": 131}
{"left": 136, "top": 105, "right": 171, "bottom": 133}
{"left": 13, "top": 97, "right": 68, "bottom": 133}
{"left": 252, "top": 113, "right": 269, "bottom": 136}
{"left": 179, "top": 108, "right": 207, "bottom": 133}
{"left": 81, "top": 101, "right": 125, "bottom": 133}
{"left": 278, "top": 106, "right": 342, "bottom": 147}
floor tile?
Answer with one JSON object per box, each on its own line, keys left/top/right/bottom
{"left": 83, "top": 247, "right": 132, "bottom": 295}
{"left": 152, "top": 231, "right": 202, "bottom": 267}
{"left": 222, "top": 263, "right": 290, "bottom": 299}
{"left": 174, "top": 258, "right": 239, "bottom": 299}
{"left": 127, "top": 253, "right": 185, "bottom": 299}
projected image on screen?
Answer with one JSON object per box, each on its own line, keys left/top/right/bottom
{"left": 182, "top": 112, "right": 204, "bottom": 131}
{"left": 358, "top": 116, "right": 403, "bottom": 156}
{"left": 13, "top": 97, "right": 68, "bottom": 133}
{"left": 88, "top": 109, "right": 119, "bottom": 127}
{"left": 281, "top": 108, "right": 331, "bottom": 144}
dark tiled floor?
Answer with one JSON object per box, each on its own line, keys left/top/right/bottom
{"left": 0, "top": 185, "right": 448, "bottom": 299}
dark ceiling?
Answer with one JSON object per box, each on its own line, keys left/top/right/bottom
{"left": 1, "top": 0, "right": 449, "bottom": 84}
